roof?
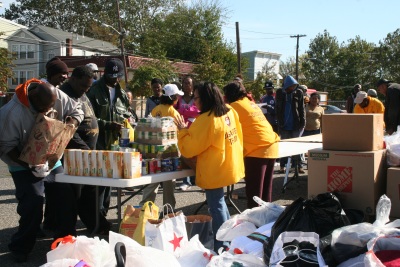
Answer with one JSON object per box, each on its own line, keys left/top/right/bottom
{"left": 30, "top": 25, "right": 118, "bottom": 54}
{"left": 58, "top": 55, "right": 195, "bottom": 75}
{"left": 242, "top": 50, "right": 282, "bottom": 57}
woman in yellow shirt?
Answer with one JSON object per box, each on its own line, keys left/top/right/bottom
{"left": 223, "top": 81, "right": 280, "bottom": 208}
{"left": 176, "top": 81, "right": 244, "bottom": 251}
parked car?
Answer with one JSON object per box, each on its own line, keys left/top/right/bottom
{"left": 320, "top": 104, "right": 346, "bottom": 114}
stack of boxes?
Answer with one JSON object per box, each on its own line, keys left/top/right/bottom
{"left": 308, "top": 114, "right": 386, "bottom": 216}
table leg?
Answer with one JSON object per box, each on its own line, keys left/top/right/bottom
{"left": 92, "top": 186, "right": 100, "bottom": 236}
{"left": 117, "top": 188, "right": 122, "bottom": 223}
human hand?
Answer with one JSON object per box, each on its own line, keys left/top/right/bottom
{"left": 110, "top": 122, "right": 123, "bottom": 131}
{"left": 65, "top": 116, "right": 78, "bottom": 127}
{"left": 175, "top": 115, "right": 188, "bottom": 130}
{"left": 30, "top": 162, "right": 50, "bottom": 178}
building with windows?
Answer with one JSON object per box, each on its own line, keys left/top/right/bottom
{"left": 6, "top": 24, "right": 118, "bottom": 90}
{"left": 242, "top": 50, "right": 282, "bottom": 83}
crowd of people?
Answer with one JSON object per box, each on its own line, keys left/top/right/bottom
{"left": 0, "top": 55, "right": 398, "bottom": 262}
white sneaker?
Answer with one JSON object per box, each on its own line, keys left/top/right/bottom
{"left": 179, "top": 184, "right": 192, "bottom": 191}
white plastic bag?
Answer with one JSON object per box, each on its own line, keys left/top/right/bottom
{"left": 216, "top": 197, "right": 284, "bottom": 242}
{"left": 46, "top": 235, "right": 116, "bottom": 267}
{"left": 108, "top": 231, "right": 180, "bottom": 267}
{"left": 178, "top": 235, "right": 216, "bottom": 267}
{"left": 269, "top": 231, "right": 326, "bottom": 267}
{"left": 40, "top": 259, "right": 80, "bottom": 267}
{"left": 229, "top": 221, "right": 275, "bottom": 258}
{"left": 384, "top": 126, "right": 400, "bottom": 166}
{"left": 206, "top": 251, "right": 266, "bottom": 267}
{"left": 331, "top": 194, "right": 400, "bottom": 264}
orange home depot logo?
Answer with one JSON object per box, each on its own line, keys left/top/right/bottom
{"left": 327, "top": 166, "right": 353, "bottom": 193}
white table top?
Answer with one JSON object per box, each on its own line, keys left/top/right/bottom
{"left": 56, "top": 169, "right": 195, "bottom": 187}
{"left": 278, "top": 141, "right": 322, "bottom": 158}
{"left": 56, "top": 140, "right": 322, "bottom": 187}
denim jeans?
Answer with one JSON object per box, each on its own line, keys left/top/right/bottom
{"left": 205, "top": 188, "right": 230, "bottom": 251}
{"left": 8, "top": 169, "right": 45, "bottom": 254}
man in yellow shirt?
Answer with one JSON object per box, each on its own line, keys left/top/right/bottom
{"left": 353, "top": 91, "right": 385, "bottom": 114}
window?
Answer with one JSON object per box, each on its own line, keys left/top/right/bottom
{"left": 12, "top": 70, "right": 35, "bottom": 85}
{"left": 11, "top": 44, "right": 35, "bottom": 59}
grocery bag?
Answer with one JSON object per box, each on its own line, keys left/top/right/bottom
{"left": 145, "top": 204, "right": 188, "bottom": 257}
{"left": 185, "top": 214, "right": 214, "bottom": 250}
{"left": 119, "top": 205, "right": 141, "bottom": 239}
{"left": 132, "top": 201, "right": 159, "bottom": 245}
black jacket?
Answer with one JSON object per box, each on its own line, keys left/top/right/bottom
{"left": 385, "top": 83, "right": 400, "bottom": 134}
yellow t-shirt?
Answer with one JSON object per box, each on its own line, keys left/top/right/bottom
{"left": 178, "top": 107, "right": 245, "bottom": 189}
{"left": 354, "top": 97, "right": 385, "bottom": 114}
{"left": 230, "top": 98, "right": 279, "bottom": 158}
{"left": 151, "top": 104, "right": 181, "bottom": 122}
{"left": 305, "top": 105, "right": 324, "bottom": 131}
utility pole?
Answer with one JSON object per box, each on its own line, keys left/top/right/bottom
{"left": 235, "top": 22, "right": 241, "bottom": 75}
{"left": 290, "top": 34, "right": 306, "bottom": 81}
{"left": 116, "top": 0, "right": 128, "bottom": 88}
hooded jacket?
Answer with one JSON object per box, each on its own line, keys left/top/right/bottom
{"left": 0, "top": 79, "right": 83, "bottom": 169}
{"left": 275, "top": 76, "right": 305, "bottom": 130}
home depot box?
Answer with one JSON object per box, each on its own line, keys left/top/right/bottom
{"left": 386, "top": 167, "right": 400, "bottom": 218}
{"left": 322, "top": 114, "right": 384, "bottom": 151}
{"left": 308, "top": 149, "right": 386, "bottom": 215}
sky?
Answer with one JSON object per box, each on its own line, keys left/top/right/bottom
{"left": 1, "top": 0, "right": 400, "bottom": 62}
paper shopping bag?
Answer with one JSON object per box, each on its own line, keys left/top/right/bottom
{"left": 19, "top": 113, "right": 76, "bottom": 168}
{"left": 185, "top": 214, "right": 214, "bottom": 250}
{"left": 145, "top": 209, "right": 188, "bottom": 258}
{"left": 132, "top": 201, "right": 159, "bottom": 245}
{"left": 119, "top": 205, "right": 141, "bottom": 239}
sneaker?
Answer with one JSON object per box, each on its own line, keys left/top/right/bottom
{"left": 299, "top": 168, "right": 305, "bottom": 174}
{"left": 279, "top": 167, "right": 286, "bottom": 174}
{"left": 179, "top": 183, "right": 192, "bottom": 191}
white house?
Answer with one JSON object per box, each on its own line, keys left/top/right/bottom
{"left": 6, "top": 24, "right": 118, "bottom": 90}
{"left": 242, "top": 50, "right": 282, "bottom": 82}
{"left": 0, "top": 17, "right": 27, "bottom": 48}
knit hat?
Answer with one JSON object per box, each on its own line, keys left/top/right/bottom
{"left": 46, "top": 57, "right": 68, "bottom": 78}
{"left": 367, "top": 89, "right": 377, "bottom": 97}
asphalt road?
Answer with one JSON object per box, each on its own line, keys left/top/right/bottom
{"left": 0, "top": 161, "right": 308, "bottom": 266}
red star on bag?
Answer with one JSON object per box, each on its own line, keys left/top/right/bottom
{"left": 169, "top": 233, "right": 183, "bottom": 251}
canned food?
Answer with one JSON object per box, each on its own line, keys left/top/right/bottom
{"left": 119, "top": 138, "right": 130, "bottom": 147}
{"left": 121, "top": 128, "right": 130, "bottom": 139}
{"left": 144, "top": 131, "right": 149, "bottom": 140}
{"left": 172, "top": 157, "right": 182, "bottom": 171}
{"left": 142, "top": 159, "right": 148, "bottom": 175}
{"left": 110, "top": 144, "right": 119, "bottom": 151}
{"left": 156, "top": 159, "right": 161, "bottom": 173}
{"left": 150, "top": 145, "right": 156, "bottom": 154}
{"left": 148, "top": 159, "right": 157, "bottom": 174}
{"left": 161, "top": 158, "right": 173, "bottom": 172}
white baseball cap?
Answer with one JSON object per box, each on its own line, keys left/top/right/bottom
{"left": 163, "top": 84, "right": 184, "bottom": 96}
{"left": 354, "top": 91, "right": 368, "bottom": 104}
{"left": 86, "top": 63, "right": 99, "bottom": 72}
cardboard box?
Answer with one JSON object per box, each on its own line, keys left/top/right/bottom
{"left": 308, "top": 149, "right": 386, "bottom": 215}
{"left": 386, "top": 167, "right": 400, "bottom": 218}
{"left": 322, "top": 114, "right": 384, "bottom": 151}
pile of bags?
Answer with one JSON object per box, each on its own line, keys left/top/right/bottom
{"left": 43, "top": 194, "right": 400, "bottom": 267}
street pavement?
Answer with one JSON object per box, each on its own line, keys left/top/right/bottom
{"left": 0, "top": 160, "right": 307, "bottom": 266}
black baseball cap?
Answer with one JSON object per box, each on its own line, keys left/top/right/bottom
{"left": 105, "top": 58, "right": 124, "bottom": 78}
{"left": 376, "top": 79, "right": 392, "bottom": 87}
{"left": 264, "top": 81, "right": 274, "bottom": 89}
